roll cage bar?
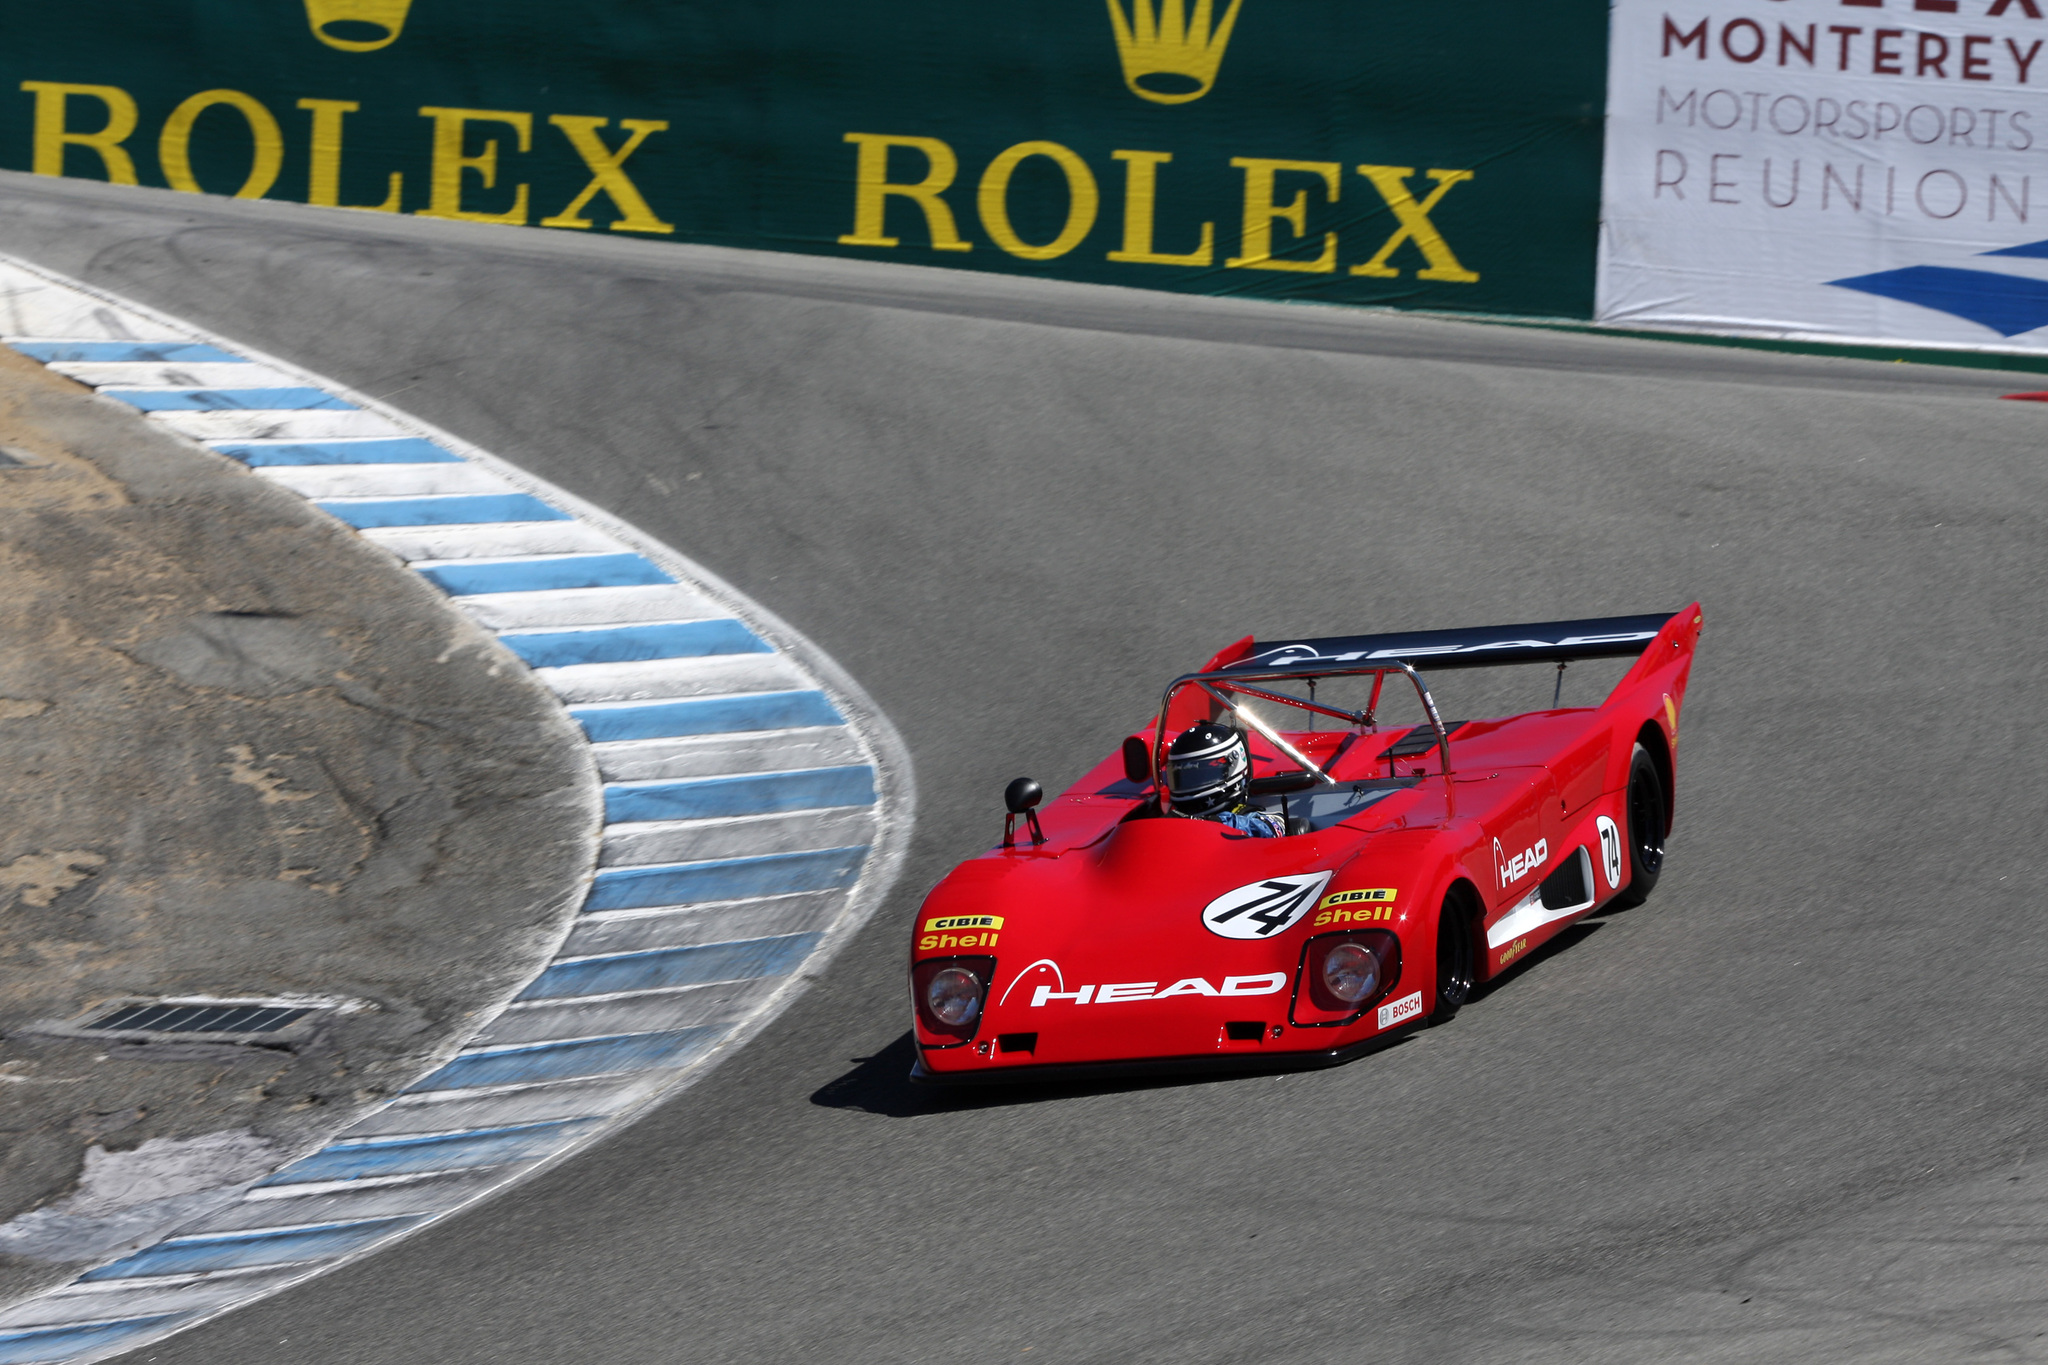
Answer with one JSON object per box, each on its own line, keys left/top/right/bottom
{"left": 1152, "top": 661, "right": 1452, "bottom": 816}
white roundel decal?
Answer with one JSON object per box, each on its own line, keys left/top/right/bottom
{"left": 1201, "top": 871, "right": 1333, "bottom": 940}
{"left": 1596, "top": 816, "right": 1623, "bottom": 891}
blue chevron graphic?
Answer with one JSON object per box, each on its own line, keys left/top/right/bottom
{"left": 1827, "top": 265, "right": 2048, "bottom": 337}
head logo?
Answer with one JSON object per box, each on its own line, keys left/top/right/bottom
{"left": 304, "top": 0, "right": 414, "bottom": 52}
{"left": 1495, "top": 836, "right": 1548, "bottom": 889}
{"left": 1105, "top": 0, "right": 1244, "bottom": 105}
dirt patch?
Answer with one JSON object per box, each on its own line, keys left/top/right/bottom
{"left": 0, "top": 347, "right": 597, "bottom": 1306}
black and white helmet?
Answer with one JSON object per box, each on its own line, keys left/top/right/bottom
{"left": 1166, "top": 721, "right": 1250, "bottom": 816}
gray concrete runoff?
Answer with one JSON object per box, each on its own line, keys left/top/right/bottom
{"left": 0, "top": 329, "right": 595, "bottom": 1303}
{"left": 0, "top": 171, "right": 2043, "bottom": 1365}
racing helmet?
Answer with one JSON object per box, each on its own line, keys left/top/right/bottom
{"left": 1166, "top": 721, "right": 1250, "bottom": 816}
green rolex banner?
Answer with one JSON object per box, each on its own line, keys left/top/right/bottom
{"left": 0, "top": 1, "right": 1608, "bottom": 318}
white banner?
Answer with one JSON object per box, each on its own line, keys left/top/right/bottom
{"left": 1600, "top": 0, "right": 2048, "bottom": 350}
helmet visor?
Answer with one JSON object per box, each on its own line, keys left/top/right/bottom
{"left": 1168, "top": 752, "right": 1240, "bottom": 798}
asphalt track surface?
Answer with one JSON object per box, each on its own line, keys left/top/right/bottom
{"left": 3, "top": 174, "right": 2045, "bottom": 1365}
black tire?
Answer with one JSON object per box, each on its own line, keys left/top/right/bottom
{"left": 1611, "top": 743, "right": 1668, "bottom": 909}
{"left": 1430, "top": 887, "right": 1478, "bottom": 1024}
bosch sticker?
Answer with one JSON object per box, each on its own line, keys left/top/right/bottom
{"left": 1377, "top": 990, "right": 1424, "bottom": 1029}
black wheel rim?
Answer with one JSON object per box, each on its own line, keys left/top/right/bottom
{"left": 1439, "top": 910, "right": 1475, "bottom": 1005}
{"left": 1630, "top": 773, "right": 1666, "bottom": 876}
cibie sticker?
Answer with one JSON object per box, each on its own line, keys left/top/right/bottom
{"left": 1319, "top": 887, "right": 1395, "bottom": 908}
{"left": 924, "top": 915, "right": 1003, "bottom": 932}
{"left": 1377, "top": 990, "right": 1424, "bottom": 1029}
{"left": 1200, "top": 872, "right": 1334, "bottom": 940}
{"left": 1595, "top": 816, "right": 1623, "bottom": 891}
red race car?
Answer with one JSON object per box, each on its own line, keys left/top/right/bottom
{"left": 908, "top": 607, "right": 1702, "bottom": 1083}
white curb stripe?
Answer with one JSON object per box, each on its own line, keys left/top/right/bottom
{"left": 0, "top": 256, "right": 913, "bottom": 1365}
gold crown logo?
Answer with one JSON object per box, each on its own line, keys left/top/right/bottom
{"left": 1106, "top": 0, "right": 1243, "bottom": 105}
{"left": 303, "top": 0, "right": 414, "bottom": 52}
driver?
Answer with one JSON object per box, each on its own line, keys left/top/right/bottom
{"left": 1164, "top": 721, "right": 1284, "bottom": 838}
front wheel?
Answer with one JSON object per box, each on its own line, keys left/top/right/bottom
{"left": 1430, "top": 887, "right": 1477, "bottom": 1024}
{"left": 1612, "top": 743, "right": 1668, "bottom": 909}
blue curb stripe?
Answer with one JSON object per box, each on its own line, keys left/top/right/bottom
{"left": 502, "top": 619, "right": 769, "bottom": 669}
{"left": 604, "top": 766, "right": 875, "bottom": 823}
{"left": 0, "top": 268, "right": 898, "bottom": 1358}
{"left": 9, "top": 340, "right": 241, "bottom": 363}
{"left": 80, "top": 1218, "right": 425, "bottom": 1280}
{"left": 99, "top": 387, "right": 357, "bottom": 412}
{"left": 0, "top": 1316, "right": 191, "bottom": 1365}
{"left": 406, "top": 1028, "right": 722, "bottom": 1091}
{"left": 416, "top": 553, "right": 673, "bottom": 596}
{"left": 587, "top": 847, "right": 867, "bottom": 912}
{"left": 213, "top": 438, "right": 463, "bottom": 466}
{"left": 573, "top": 689, "right": 843, "bottom": 742}
{"left": 518, "top": 933, "right": 824, "bottom": 1001}
{"left": 259, "top": 1118, "right": 607, "bottom": 1184}
{"left": 317, "top": 494, "right": 570, "bottom": 528}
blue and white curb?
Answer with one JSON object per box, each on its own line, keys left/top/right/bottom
{"left": 0, "top": 255, "right": 913, "bottom": 1365}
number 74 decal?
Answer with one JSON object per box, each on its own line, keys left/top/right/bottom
{"left": 1201, "top": 872, "right": 1334, "bottom": 940}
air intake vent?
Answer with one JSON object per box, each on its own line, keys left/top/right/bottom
{"left": 1378, "top": 721, "right": 1465, "bottom": 760}
{"left": 1223, "top": 1020, "right": 1267, "bottom": 1042}
{"left": 87, "top": 1003, "right": 312, "bottom": 1035}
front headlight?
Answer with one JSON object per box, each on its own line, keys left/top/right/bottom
{"left": 926, "top": 966, "right": 983, "bottom": 1026}
{"left": 912, "top": 955, "right": 996, "bottom": 1042}
{"left": 1294, "top": 929, "right": 1401, "bottom": 1024}
{"left": 1320, "top": 942, "right": 1381, "bottom": 1003}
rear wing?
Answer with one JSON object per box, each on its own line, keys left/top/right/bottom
{"left": 1222, "top": 612, "right": 1678, "bottom": 675}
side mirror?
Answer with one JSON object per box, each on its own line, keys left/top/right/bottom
{"left": 1001, "top": 777, "right": 1046, "bottom": 849}
{"left": 1121, "top": 736, "right": 1151, "bottom": 785}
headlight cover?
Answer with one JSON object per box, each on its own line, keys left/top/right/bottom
{"left": 911, "top": 955, "right": 996, "bottom": 1045}
{"left": 1320, "top": 942, "right": 1381, "bottom": 1003}
{"left": 927, "top": 967, "right": 982, "bottom": 1025}
{"left": 1292, "top": 929, "right": 1401, "bottom": 1025}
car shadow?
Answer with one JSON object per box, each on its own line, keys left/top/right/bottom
{"left": 1469, "top": 918, "right": 1605, "bottom": 1002}
{"left": 808, "top": 1031, "right": 1386, "bottom": 1117}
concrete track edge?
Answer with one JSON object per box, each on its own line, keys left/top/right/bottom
{"left": 0, "top": 254, "right": 915, "bottom": 1365}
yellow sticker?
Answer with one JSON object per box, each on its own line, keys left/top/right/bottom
{"left": 1319, "top": 888, "right": 1395, "bottom": 909}
{"left": 920, "top": 930, "right": 999, "bottom": 951}
{"left": 1314, "top": 906, "right": 1394, "bottom": 927}
{"left": 924, "top": 915, "right": 1003, "bottom": 932}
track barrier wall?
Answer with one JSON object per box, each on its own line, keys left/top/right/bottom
{"left": 1600, "top": 0, "right": 2048, "bottom": 353}
{"left": 0, "top": 0, "right": 1607, "bottom": 319}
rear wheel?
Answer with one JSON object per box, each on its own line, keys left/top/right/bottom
{"left": 1612, "top": 743, "right": 1668, "bottom": 909}
{"left": 1430, "top": 887, "right": 1477, "bottom": 1024}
